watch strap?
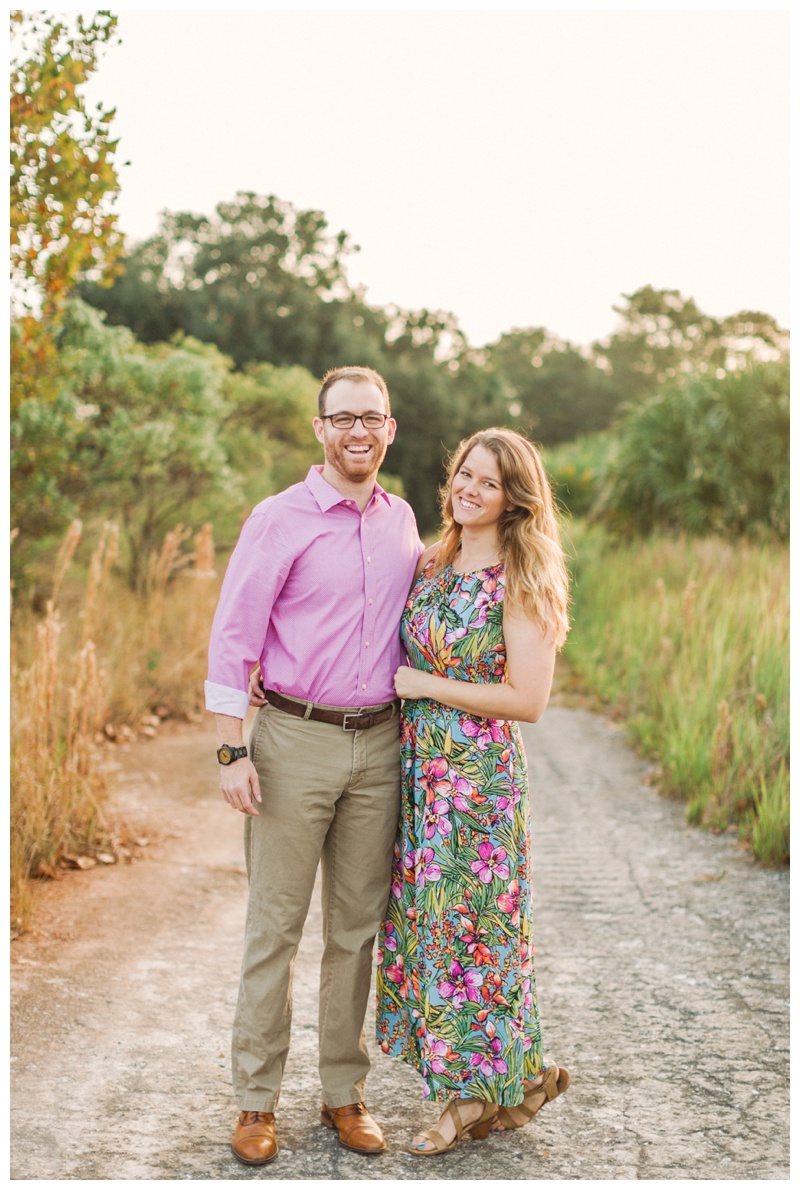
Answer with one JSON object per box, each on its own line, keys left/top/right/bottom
{"left": 217, "top": 744, "right": 248, "bottom": 765}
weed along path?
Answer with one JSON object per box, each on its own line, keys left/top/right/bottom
{"left": 10, "top": 706, "right": 789, "bottom": 1180}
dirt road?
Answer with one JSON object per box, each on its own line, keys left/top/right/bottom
{"left": 10, "top": 705, "right": 789, "bottom": 1180}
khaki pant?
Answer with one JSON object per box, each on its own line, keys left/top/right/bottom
{"left": 232, "top": 700, "right": 401, "bottom": 1111}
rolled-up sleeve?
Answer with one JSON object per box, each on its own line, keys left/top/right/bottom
{"left": 205, "top": 508, "right": 291, "bottom": 717}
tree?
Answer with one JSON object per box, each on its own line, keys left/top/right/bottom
{"left": 220, "top": 362, "right": 322, "bottom": 519}
{"left": 11, "top": 300, "right": 244, "bottom": 589}
{"left": 481, "top": 329, "right": 620, "bottom": 444}
{"left": 79, "top": 202, "right": 480, "bottom": 532}
{"left": 10, "top": 9, "right": 123, "bottom": 422}
{"left": 79, "top": 191, "right": 356, "bottom": 367}
{"left": 597, "top": 360, "right": 789, "bottom": 540}
{"left": 593, "top": 286, "right": 788, "bottom": 407}
{"left": 10, "top": 9, "right": 122, "bottom": 318}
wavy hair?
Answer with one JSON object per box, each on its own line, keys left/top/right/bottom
{"left": 435, "top": 428, "right": 570, "bottom": 648}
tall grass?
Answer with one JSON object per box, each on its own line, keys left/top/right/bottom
{"left": 564, "top": 523, "right": 789, "bottom": 864}
{"left": 10, "top": 521, "right": 223, "bottom": 932}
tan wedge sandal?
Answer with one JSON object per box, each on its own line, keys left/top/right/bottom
{"left": 407, "top": 1098, "right": 499, "bottom": 1156}
{"left": 493, "top": 1062, "right": 571, "bottom": 1131}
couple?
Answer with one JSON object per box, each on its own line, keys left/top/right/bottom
{"left": 205, "top": 365, "right": 570, "bottom": 1164}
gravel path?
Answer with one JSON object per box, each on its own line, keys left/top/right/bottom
{"left": 10, "top": 706, "right": 789, "bottom": 1180}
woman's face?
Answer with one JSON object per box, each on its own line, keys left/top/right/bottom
{"left": 450, "top": 445, "right": 510, "bottom": 530}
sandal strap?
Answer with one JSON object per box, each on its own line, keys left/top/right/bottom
{"left": 443, "top": 1100, "right": 466, "bottom": 1141}
{"left": 412, "top": 1127, "right": 450, "bottom": 1152}
{"left": 511, "top": 1067, "right": 559, "bottom": 1123}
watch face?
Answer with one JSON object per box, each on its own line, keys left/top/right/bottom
{"left": 218, "top": 746, "right": 232, "bottom": 764}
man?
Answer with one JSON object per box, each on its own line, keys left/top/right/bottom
{"left": 205, "top": 365, "right": 423, "bottom": 1165}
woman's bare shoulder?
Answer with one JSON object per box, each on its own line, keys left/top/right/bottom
{"left": 415, "top": 540, "right": 442, "bottom": 579}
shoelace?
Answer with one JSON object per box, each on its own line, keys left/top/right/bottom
{"left": 242, "top": 1111, "right": 272, "bottom": 1125}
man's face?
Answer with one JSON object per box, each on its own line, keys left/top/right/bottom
{"left": 313, "top": 379, "right": 397, "bottom": 485}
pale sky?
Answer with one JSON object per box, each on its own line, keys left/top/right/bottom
{"left": 52, "top": 5, "right": 792, "bottom": 347}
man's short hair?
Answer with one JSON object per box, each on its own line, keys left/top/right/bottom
{"left": 318, "top": 366, "right": 391, "bottom": 416}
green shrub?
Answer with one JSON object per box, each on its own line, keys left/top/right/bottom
{"left": 565, "top": 522, "right": 789, "bottom": 863}
{"left": 543, "top": 433, "right": 615, "bottom": 519}
{"left": 597, "top": 360, "right": 788, "bottom": 540}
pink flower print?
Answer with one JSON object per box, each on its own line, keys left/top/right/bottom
{"left": 419, "top": 757, "right": 455, "bottom": 801}
{"left": 444, "top": 624, "right": 468, "bottom": 645}
{"left": 451, "top": 777, "right": 472, "bottom": 811}
{"left": 423, "top": 795, "right": 452, "bottom": 840}
{"left": 386, "top": 953, "right": 406, "bottom": 985}
{"left": 471, "top": 841, "right": 510, "bottom": 884}
{"left": 382, "top": 921, "right": 398, "bottom": 951}
{"left": 438, "top": 959, "right": 483, "bottom": 1008}
{"left": 462, "top": 718, "right": 506, "bottom": 751}
{"left": 418, "top": 847, "right": 442, "bottom": 885}
{"left": 496, "top": 782, "right": 521, "bottom": 819}
{"left": 458, "top": 917, "right": 493, "bottom": 967}
{"left": 469, "top": 606, "right": 489, "bottom": 631}
{"left": 423, "top": 756, "right": 449, "bottom": 781}
{"left": 425, "top": 1036, "right": 449, "bottom": 1075}
{"left": 468, "top": 1037, "right": 509, "bottom": 1077}
{"left": 496, "top": 878, "right": 521, "bottom": 926}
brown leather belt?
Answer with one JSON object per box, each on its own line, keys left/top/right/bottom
{"left": 264, "top": 690, "right": 400, "bottom": 731}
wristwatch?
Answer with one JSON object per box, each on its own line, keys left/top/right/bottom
{"left": 217, "top": 744, "right": 248, "bottom": 765}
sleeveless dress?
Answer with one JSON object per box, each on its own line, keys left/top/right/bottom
{"left": 375, "top": 559, "right": 545, "bottom": 1105}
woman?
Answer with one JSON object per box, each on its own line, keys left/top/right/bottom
{"left": 375, "top": 427, "right": 571, "bottom": 1155}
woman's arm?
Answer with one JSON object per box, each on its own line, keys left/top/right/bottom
{"left": 411, "top": 540, "right": 440, "bottom": 584}
{"left": 394, "top": 605, "right": 556, "bottom": 723}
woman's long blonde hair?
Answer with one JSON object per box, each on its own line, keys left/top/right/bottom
{"left": 434, "top": 428, "right": 570, "bottom": 648}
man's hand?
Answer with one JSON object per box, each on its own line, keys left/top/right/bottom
{"left": 220, "top": 756, "right": 262, "bottom": 816}
{"left": 248, "top": 664, "right": 267, "bottom": 707}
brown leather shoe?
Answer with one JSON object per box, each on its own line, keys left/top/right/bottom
{"left": 231, "top": 1110, "right": 278, "bottom": 1166}
{"left": 320, "top": 1102, "right": 386, "bottom": 1153}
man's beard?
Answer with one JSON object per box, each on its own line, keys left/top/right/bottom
{"left": 324, "top": 435, "right": 388, "bottom": 483}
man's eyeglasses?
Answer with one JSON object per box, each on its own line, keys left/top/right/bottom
{"left": 320, "top": 412, "right": 390, "bottom": 430}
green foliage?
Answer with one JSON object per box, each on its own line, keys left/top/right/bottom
{"left": 78, "top": 190, "right": 356, "bottom": 366}
{"left": 482, "top": 328, "right": 619, "bottom": 443}
{"left": 565, "top": 523, "right": 789, "bottom": 862}
{"left": 542, "top": 433, "right": 615, "bottom": 519}
{"left": 598, "top": 361, "right": 789, "bottom": 540}
{"left": 10, "top": 10, "right": 122, "bottom": 317}
{"left": 593, "top": 285, "right": 788, "bottom": 406}
{"left": 11, "top": 299, "right": 244, "bottom": 588}
{"left": 219, "top": 362, "right": 321, "bottom": 521}
{"left": 79, "top": 218, "right": 792, "bottom": 540}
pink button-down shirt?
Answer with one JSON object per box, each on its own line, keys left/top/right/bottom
{"left": 205, "top": 466, "right": 424, "bottom": 720}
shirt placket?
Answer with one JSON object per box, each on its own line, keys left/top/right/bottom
{"left": 356, "top": 501, "right": 377, "bottom": 701}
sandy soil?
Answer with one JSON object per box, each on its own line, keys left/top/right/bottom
{"left": 10, "top": 705, "right": 789, "bottom": 1180}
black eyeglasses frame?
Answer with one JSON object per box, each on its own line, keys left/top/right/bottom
{"left": 319, "top": 412, "right": 390, "bottom": 430}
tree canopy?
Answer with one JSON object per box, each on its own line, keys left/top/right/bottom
{"left": 10, "top": 9, "right": 122, "bottom": 318}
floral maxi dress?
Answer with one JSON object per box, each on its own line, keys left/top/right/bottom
{"left": 376, "top": 560, "right": 545, "bottom": 1105}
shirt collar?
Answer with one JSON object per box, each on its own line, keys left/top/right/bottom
{"left": 305, "top": 465, "right": 392, "bottom": 512}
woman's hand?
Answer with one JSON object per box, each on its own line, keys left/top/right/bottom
{"left": 248, "top": 664, "right": 267, "bottom": 707}
{"left": 394, "top": 664, "right": 433, "bottom": 701}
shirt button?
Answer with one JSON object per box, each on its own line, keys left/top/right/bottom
{"left": 368, "top": 598, "right": 373, "bottom": 605}
{"left": 367, "top": 556, "right": 372, "bottom": 563}
{"left": 362, "top": 684, "right": 367, "bottom": 690}
{"left": 365, "top": 642, "right": 370, "bottom": 648}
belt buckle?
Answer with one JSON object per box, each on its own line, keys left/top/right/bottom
{"left": 342, "top": 709, "right": 371, "bottom": 728}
